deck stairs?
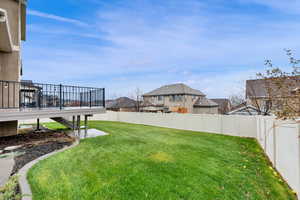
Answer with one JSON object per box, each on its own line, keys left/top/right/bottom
{"left": 51, "top": 117, "right": 76, "bottom": 129}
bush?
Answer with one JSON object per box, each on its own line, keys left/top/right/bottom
{"left": 0, "top": 176, "right": 21, "bottom": 200}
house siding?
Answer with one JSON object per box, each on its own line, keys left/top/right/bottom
{"left": 193, "top": 107, "right": 218, "bottom": 114}
{"left": 0, "top": 0, "right": 23, "bottom": 137}
{"left": 144, "top": 95, "right": 218, "bottom": 114}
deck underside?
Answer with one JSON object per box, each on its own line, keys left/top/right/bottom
{"left": 0, "top": 107, "right": 106, "bottom": 122}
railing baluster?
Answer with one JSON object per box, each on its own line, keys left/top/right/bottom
{"left": 0, "top": 80, "right": 105, "bottom": 110}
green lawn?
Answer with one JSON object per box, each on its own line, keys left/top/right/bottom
{"left": 28, "top": 121, "right": 296, "bottom": 200}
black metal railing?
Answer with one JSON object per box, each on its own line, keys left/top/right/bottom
{"left": 0, "top": 80, "right": 105, "bottom": 110}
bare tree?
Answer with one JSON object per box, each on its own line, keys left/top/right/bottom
{"left": 229, "top": 94, "right": 245, "bottom": 107}
{"left": 256, "top": 49, "right": 300, "bottom": 119}
{"left": 129, "top": 87, "right": 143, "bottom": 112}
{"left": 247, "top": 82, "right": 272, "bottom": 116}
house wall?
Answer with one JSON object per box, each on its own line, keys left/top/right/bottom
{"left": 0, "top": 0, "right": 21, "bottom": 46}
{"left": 92, "top": 112, "right": 300, "bottom": 197}
{"left": 143, "top": 94, "right": 200, "bottom": 113}
{"left": 0, "top": 0, "right": 23, "bottom": 137}
{"left": 193, "top": 106, "right": 218, "bottom": 114}
{"left": 119, "top": 107, "right": 137, "bottom": 112}
{"left": 248, "top": 98, "right": 266, "bottom": 109}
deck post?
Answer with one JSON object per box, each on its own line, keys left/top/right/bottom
{"left": 84, "top": 115, "right": 88, "bottom": 137}
{"left": 72, "top": 116, "right": 75, "bottom": 131}
{"left": 37, "top": 118, "right": 40, "bottom": 131}
{"left": 77, "top": 115, "right": 81, "bottom": 137}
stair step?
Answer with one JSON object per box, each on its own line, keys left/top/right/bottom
{"left": 51, "top": 117, "right": 75, "bottom": 129}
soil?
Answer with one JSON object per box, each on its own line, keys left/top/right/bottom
{"left": 0, "top": 126, "right": 75, "bottom": 175}
{"left": 11, "top": 141, "right": 72, "bottom": 174}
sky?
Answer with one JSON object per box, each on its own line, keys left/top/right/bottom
{"left": 22, "top": 0, "right": 300, "bottom": 99}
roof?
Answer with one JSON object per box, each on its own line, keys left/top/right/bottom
{"left": 228, "top": 103, "right": 260, "bottom": 115}
{"left": 143, "top": 83, "right": 205, "bottom": 97}
{"left": 193, "top": 97, "right": 218, "bottom": 107}
{"left": 21, "top": 80, "right": 34, "bottom": 86}
{"left": 210, "top": 98, "right": 231, "bottom": 113}
{"left": 106, "top": 97, "right": 137, "bottom": 109}
{"left": 246, "top": 77, "right": 300, "bottom": 98}
{"left": 20, "top": 80, "right": 41, "bottom": 90}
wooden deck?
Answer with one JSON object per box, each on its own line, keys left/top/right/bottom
{"left": 0, "top": 107, "right": 106, "bottom": 122}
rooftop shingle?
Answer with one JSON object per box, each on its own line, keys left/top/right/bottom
{"left": 143, "top": 83, "right": 205, "bottom": 97}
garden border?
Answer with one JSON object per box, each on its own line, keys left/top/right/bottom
{"left": 18, "top": 140, "right": 80, "bottom": 200}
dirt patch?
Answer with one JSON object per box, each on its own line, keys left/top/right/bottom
{"left": 149, "top": 152, "right": 174, "bottom": 162}
{"left": 0, "top": 127, "right": 72, "bottom": 150}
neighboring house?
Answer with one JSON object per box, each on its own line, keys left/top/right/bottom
{"left": 20, "top": 80, "right": 42, "bottom": 108}
{"left": 246, "top": 77, "right": 300, "bottom": 114}
{"left": 142, "top": 83, "right": 219, "bottom": 114}
{"left": 106, "top": 97, "right": 137, "bottom": 112}
{"left": 210, "top": 98, "right": 231, "bottom": 114}
{"left": 228, "top": 102, "right": 260, "bottom": 115}
{"left": 0, "top": 1, "right": 106, "bottom": 137}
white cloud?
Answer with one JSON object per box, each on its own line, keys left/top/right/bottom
{"left": 27, "top": 9, "right": 89, "bottom": 27}
{"left": 23, "top": 0, "right": 300, "bottom": 98}
{"left": 27, "top": 24, "right": 101, "bottom": 39}
{"left": 240, "top": 0, "right": 300, "bottom": 14}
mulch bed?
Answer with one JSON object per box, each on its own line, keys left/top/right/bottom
{"left": 11, "top": 141, "right": 72, "bottom": 175}
{"left": 0, "top": 127, "right": 75, "bottom": 200}
{"left": 0, "top": 127, "right": 75, "bottom": 175}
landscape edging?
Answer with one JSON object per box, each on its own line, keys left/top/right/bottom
{"left": 18, "top": 140, "right": 80, "bottom": 200}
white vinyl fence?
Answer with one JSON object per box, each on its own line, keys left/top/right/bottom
{"left": 92, "top": 111, "right": 300, "bottom": 197}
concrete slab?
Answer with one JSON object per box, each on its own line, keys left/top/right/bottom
{"left": 0, "top": 156, "right": 14, "bottom": 187}
{"left": 79, "top": 129, "right": 108, "bottom": 139}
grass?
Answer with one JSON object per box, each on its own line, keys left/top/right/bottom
{"left": 28, "top": 121, "right": 296, "bottom": 200}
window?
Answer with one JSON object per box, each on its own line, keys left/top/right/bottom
{"left": 158, "top": 96, "right": 163, "bottom": 101}
{"left": 170, "top": 95, "right": 183, "bottom": 102}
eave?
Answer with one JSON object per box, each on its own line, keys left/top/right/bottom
{"left": 0, "top": 8, "right": 14, "bottom": 52}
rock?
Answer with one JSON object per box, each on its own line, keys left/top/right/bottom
{"left": 4, "top": 145, "right": 22, "bottom": 151}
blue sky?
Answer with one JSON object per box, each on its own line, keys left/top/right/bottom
{"left": 23, "top": 0, "right": 300, "bottom": 98}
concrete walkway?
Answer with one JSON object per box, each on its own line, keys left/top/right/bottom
{"left": 0, "top": 156, "right": 14, "bottom": 187}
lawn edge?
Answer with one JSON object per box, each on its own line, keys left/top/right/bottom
{"left": 18, "top": 139, "right": 80, "bottom": 200}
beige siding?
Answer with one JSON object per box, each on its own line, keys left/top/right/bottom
{"left": 0, "top": 0, "right": 20, "bottom": 46}
{"left": 144, "top": 95, "right": 199, "bottom": 113}
{"left": 0, "top": 121, "right": 17, "bottom": 137}
{"left": 193, "top": 107, "right": 218, "bottom": 114}
{"left": 0, "top": 0, "right": 22, "bottom": 137}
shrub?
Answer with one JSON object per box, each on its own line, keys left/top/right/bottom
{"left": 0, "top": 175, "right": 21, "bottom": 200}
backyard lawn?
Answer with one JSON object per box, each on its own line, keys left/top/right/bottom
{"left": 28, "top": 121, "right": 296, "bottom": 200}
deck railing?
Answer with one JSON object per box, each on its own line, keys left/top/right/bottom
{"left": 0, "top": 80, "right": 105, "bottom": 110}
